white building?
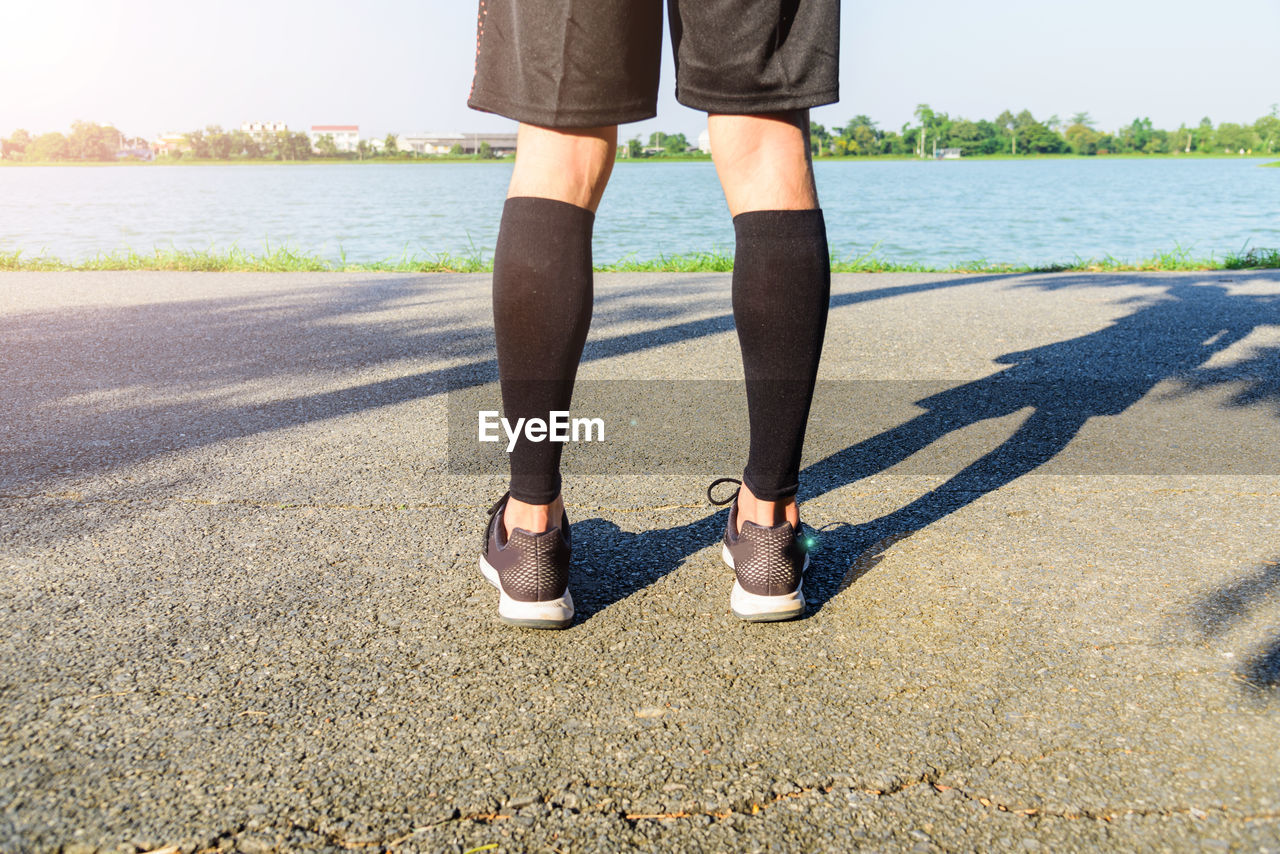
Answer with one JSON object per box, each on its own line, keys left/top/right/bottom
{"left": 396, "top": 132, "right": 518, "bottom": 155}
{"left": 398, "top": 132, "right": 464, "bottom": 154}
{"left": 309, "top": 125, "right": 360, "bottom": 153}
{"left": 241, "top": 121, "right": 288, "bottom": 139}
{"left": 698, "top": 128, "right": 712, "bottom": 154}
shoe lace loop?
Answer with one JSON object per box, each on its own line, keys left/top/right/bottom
{"left": 484, "top": 491, "right": 510, "bottom": 550}
{"left": 487, "top": 491, "right": 511, "bottom": 518}
{"left": 706, "top": 477, "right": 742, "bottom": 506}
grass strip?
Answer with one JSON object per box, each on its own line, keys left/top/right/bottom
{"left": 2, "top": 245, "right": 1277, "bottom": 274}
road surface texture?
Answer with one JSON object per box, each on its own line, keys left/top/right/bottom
{"left": 2, "top": 271, "right": 1279, "bottom": 853}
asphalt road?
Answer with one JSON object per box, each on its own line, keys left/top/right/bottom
{"left": 2, "top": 270, "right": 1279, "bottom": 853}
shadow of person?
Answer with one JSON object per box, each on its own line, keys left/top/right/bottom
{"left": 568, "top": 515, "right": 728, "bottom": 622}
{"left": 565, "top": 277, "right": 1280, "bottom": 621}
{"left": 799, "top": 278, "right": 1280, "bottom": 610}
{"left": 1243, "top": 642, "right": 1280, "bottom": 692}
{"left": 1190, "top": 556, "right": 1280, "bottom": 694}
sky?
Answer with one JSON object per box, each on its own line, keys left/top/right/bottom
{"left": 2, "top": 0, "right": 1278, "bottom": 142}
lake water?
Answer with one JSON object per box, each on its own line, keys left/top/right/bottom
{"left": 1, "top": 158, "right": 1277, "bottom": 266}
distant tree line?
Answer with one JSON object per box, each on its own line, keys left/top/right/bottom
{"left": 0, "top": 121, "right": 317, "bottom": 162}
{"left": 809, "top": 104, "right": 1280, "bottom": 157}
{"left": 179, "top": 126, "right": 315, "bottom": 161}
{"left": 0, "top": 123, "right": 459, "bottom": 162}
{"left": 178, "top": 126, "right": 439, "bottom": 160}
{"left": 0, "top": 121, "right": 149, "bottom": 162}
{"left": 6, "top": 108, "right": 1279, "bottom": 163}
{"left": 615, "top": 132, "right": 696, "bottom": 158}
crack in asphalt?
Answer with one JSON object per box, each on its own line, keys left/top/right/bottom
{"left": 289, "top": 772, "right": 1280, "bottom": 851}
{"left": 49, "top": 791, "right": 1280, "bottom": 854}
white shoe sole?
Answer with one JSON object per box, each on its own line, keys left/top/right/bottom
{"left": 479, "top": 555, "right": 574, "bottom": 629}
{"left": 723, "top": 544, "right": 808, "bottom": 622}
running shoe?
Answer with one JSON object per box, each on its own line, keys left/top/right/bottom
{"left": 708, "top": 477, "right": 808, "bottom": 622}
{"left": 479, "top": 492, "right": 574, "bottom": 629}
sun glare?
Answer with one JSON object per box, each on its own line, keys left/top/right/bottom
{"left": 2, "top": 3, "right": 125, "bottom": 113}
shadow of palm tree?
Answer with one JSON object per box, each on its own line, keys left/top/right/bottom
{"left": 0, "top": 275, "right": 496, "bottom": 490}
{"left": 1, "top": 271, "right": 1014, "bottom": 492}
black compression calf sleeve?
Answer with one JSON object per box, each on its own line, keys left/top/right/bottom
{"left": 732, "top": 208, "right": 831, "bottom": 502}
{"left": 492, "top": 196, "right": 595, "bottom": 505}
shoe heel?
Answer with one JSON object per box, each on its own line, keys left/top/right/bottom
{"left": 497, "top": 589, "right": 575, "bottom": 629}
{"left": 479, "top": 556, "right": 574, "bottom": 629}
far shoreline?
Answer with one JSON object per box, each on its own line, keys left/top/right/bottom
{"left": 1, "top": 153, "right": 1276, "bottom": 168}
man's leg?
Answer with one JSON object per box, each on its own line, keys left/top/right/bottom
{"left": 495, "top": 123, "right": 617, "bottom": 537}
{"left": 709, "top": 110, "right": 830, "bottom": 532}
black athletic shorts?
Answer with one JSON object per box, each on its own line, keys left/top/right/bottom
{"left": 468, "top": 0, "right": 840, "bottom": 128}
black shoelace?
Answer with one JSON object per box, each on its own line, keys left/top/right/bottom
{"left": 706, "top": 477, "right": 742, "bottom": 506}
{"left": 706, "top": 477, "right": 816, "bottom": 551}
{"left": 483, "top": 491, "right": 510, "bottom": 550}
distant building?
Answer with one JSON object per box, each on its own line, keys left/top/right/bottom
{"left": 938, "top": 148, "right": 962, "bottom": 160}
{"left": 309, "top": 125, "right": 359, "bottom": 153}
{"left": 152, "top": 133, "right": 192, "bottom": 157}
{"left": 241, "top": 121, "right": 288, "bottom": 139}
{"left": 698, "top": 128, "right": 712, "bottom": 154}
{"left": 398, "top": 132, "right": 464, "bottom": 154}
{"left": 397, "top": 132, "right": 518, "bottom": 156}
